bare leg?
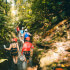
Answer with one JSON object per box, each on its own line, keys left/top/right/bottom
{"left": 13, "top": 56, "right": 16, "bottom": 64}
{"left": 12, "top": 56, "right": 18, "bottom": 64}
{"left": 15, "top": 56, "right": 18, "bottom": 64}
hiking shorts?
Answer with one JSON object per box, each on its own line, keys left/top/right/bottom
{"left": 23, "top": 51, "right": 30, "bottom": 60}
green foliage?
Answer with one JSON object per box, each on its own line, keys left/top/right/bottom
{"left": 16, "top": 0, "right": 70, "bottom": 38}
{"left": 0, "top": 0, "right": 10, "bottom": 44}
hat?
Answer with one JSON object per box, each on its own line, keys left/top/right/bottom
{"left": 26, "top": 37, "right": 30, "bottom": 41}
{"left": 25, "top": 29, "right": 28, "bottom": 31}
{"left": 13, "top": 38, "right": 17, "bottom": 42}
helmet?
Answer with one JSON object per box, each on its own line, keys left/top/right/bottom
{"left": 13, "top": 38, "right": 17, "bottom": 42}
{"left": 25, "top": 29, "right": 28, "bottom": 32}
{"left": 26, "top": 37, "right": 30, "bottom": 41}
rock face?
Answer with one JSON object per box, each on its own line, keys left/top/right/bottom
{"left": 39, "top": 41, "right": 70, "bottom": 68}
{"left": 40, "top": 51, "right": 59, "bottom": 67}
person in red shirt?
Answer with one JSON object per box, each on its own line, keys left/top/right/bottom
{"left": 16, "top": 26, "right": 20, "bottom": 36}
{"left": 21, "top": 37, "right": 34, "bottom": 64}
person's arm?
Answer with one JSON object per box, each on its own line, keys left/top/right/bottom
{"left": 23, "top": 32, "right": 25, "bottom": 38}
{"left": 5, "top": 44, "right": 12, "bottom": 50}
{"left": 31, "top": 44, "right": 34, "bottom": 49}
{"left": 30, "top": 44, "right": 34, "bottom": 56}
{"left": 19, "top": 31, "right": 21, "bottom": 35}
{"left": 19, "top": 37, "right": 24, "bottom": 44}
{"left": 28, "top": 32, "right": 32, "bottom": 36}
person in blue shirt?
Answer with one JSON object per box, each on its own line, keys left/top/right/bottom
{"left": 19, "top": 27, "right": 24, "bottom": 40}
{"left": 23, "top": 29, "right": 32, "bottom": 42}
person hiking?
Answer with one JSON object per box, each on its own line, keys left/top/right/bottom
{"left": 16, "top": 26, "right": 20, "bottom": 36}
{"left": 21, "top": 37, "right": 34, "bottom": 66}
{"left": 23, "top": 28, "right": 32, "bottom": 42}
{"left": 19, "top": 27, "right": 24, "bottom": 40}
{"left": 4, "top": 38, "right": 19, "bottom": 64}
